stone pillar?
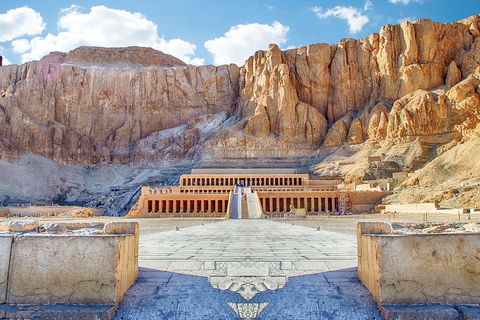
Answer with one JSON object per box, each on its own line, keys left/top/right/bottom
{"left": 208, "top": 200, "right": 212, "bottom": 212}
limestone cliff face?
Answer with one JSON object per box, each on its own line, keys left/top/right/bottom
{"left": 204, "top": 15, "right": 480, "bottom": 156}
{"left": 1, "top": 16, "right": 480, "bottom": 165}
{"left": 0, "top": 47, "right": 239, "bottom": 165}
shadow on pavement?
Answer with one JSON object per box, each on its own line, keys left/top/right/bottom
{"left": 114, "top": 267, "right": 382, "bottom": 319}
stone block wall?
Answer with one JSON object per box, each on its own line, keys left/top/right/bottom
{"left": 349, "top": 191, "right": 391, "bottom": 213}
{"left": 0, "top": 221, "right": 138, "bottom": 306}
{"left": 381, "top": 202, "right": 439, "bottom": 213}
{"left": 357, "top": 222, "right": 480, "bottom": 305}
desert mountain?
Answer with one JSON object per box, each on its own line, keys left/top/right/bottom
{"left": 0, "top": 16, "right": 479, "bottom": 208}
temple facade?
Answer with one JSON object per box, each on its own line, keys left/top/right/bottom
{"left": 127, "top": 169, "right": 388, "bottom": 218}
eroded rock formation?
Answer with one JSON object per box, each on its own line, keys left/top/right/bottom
{"left": 0, "top": 47, "right": 239, "bottom": 165}
{"left": 1, "top": 16, "right": 480, "bottom": 165}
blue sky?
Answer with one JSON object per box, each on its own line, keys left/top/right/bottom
{"left": 0, "top": 0, "right": 478, "bottom": 66}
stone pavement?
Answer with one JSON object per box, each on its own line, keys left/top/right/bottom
{"left": 114, "top": 219, "right": 382, "bottom": 319}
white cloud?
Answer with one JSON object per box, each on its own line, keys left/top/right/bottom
{"left": 312, "top": 5, "right": 370, "bottom": 34}
{"left": 204, "top": 21, "right": 289, "bottom": 66}
{"left": 364, "top": 1, "right": 373, "bottom": 11}
{"left": 12, "top": 39, "right": 31, "bottom": 53}
{"left": 398, "top": 16, "right": 416, "bottom": 23}
{"left": 0, "top": 46, "right": 11, "bottom": 65}
{"left": 154, "top": 38, "right": 204, "bottom": 66}
{"left": 1, "top": 56, "right": 11, "bottom": 66}
{"left": 0, "top": 7, "right": 45, "bottom": 42}
{"left": 18, "top": 6, "right": 203, "bottom": 65}
{"left": 390, "top": 0, "right": 421, "bottom": 4}
{"left": 266, "top": 4, "right": 275, "bottom": 11}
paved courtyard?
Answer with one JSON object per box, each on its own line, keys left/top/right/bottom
{"left": 115, "top": 219, "right": 382, "bottom": 319}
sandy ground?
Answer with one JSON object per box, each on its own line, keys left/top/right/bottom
{"left": 290, "top": 212, "right": 480, "bottom": 235}
{"left": 7, "top": 212, "right": 479, "bottom": 236}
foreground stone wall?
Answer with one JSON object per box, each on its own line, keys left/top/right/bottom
{"left": 357, "top": 222, "right": 480, "bottom": 305}
{"left": 0, "top": 221, "right": 138, "bottom": 307}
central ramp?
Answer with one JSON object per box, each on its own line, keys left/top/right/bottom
{"left": 243, "top": 186, "right": 263, "bottom": 219}
{"left": 115, "top": 220, "right": 382, "bottom": 319}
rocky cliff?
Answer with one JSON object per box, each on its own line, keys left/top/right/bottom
{"left": 0, "top": 46, "right": 239, "bottom": 165}
{"left": 0, "top": 16, "right": 480, "bottom": 172}
{"left": 206, "top": 16, "right": 480, "bottom": 158}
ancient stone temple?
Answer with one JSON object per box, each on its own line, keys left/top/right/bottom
{"left": 128, "top": 169, "right": 388, "bottom": 218}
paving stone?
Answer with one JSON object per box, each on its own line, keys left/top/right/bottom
{"left": 114, "top": 219, "right": 382, "bottom": 319}
{"left": 457, "top": 305, "right": 480, "bottom": 320}
{"left": 381, "top": 304, "right": 459, "bottom": 320}
{"left": 0, "top": 303, "right": 116, "bottom": 319}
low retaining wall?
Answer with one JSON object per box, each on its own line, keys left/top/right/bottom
{"left": 357, "top": 222, "right": 480, "bottom": 305}
{"left": 348, "top": 191, "right": 391, "bottom": 214}
{"left": 379, "top": 202, "right": 439, "bottom": 213}
{"left": 0, "top": 206, "right": 105, "bottom": 217}
{"left": 0, "top": 221, "right": 138, "bottom": 312}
